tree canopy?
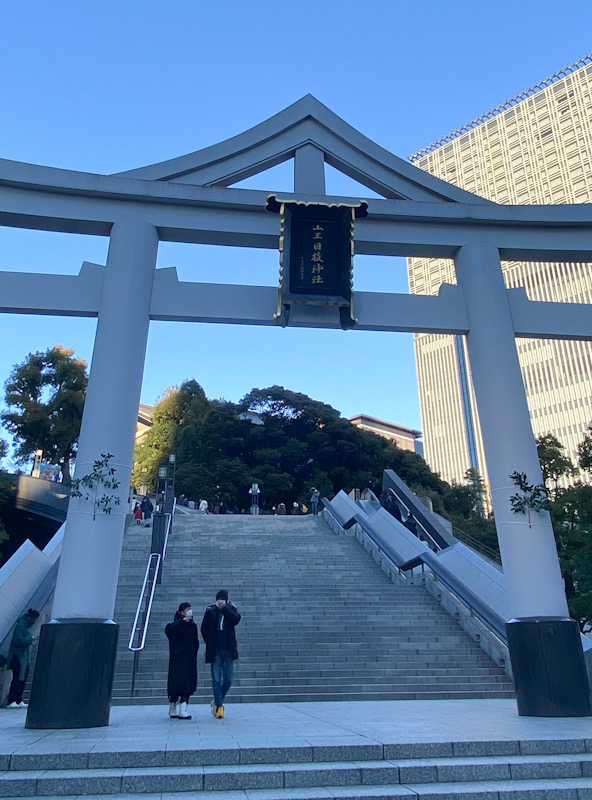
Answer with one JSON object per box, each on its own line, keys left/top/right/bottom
{"left": 1, "top": 346, "right": 87, "bottom": 480}
{"left": 529, "top": 427, "right": 592, "bottom": 633}
{"left": 0, "top": 444, "right": 13, "bottom": 559}
{"left": 536, "top": 433, "right": 575, "bottom": 499}
{"left": 133, "top": 382, "right": 452, "bottom": 514}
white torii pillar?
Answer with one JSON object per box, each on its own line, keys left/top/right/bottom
{"left": 454, "top": 242, "right": 591, "bottom": 716}
{"left": 26, "top": 219, "right": 158, "bottom": 729}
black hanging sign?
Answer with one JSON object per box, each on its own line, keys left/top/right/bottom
{"left": 266, "top": 196, "right": 368, "bottom": 328}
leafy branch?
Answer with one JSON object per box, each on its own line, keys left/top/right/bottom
{"left": 70, "top": 453, "right": 121, "bottom": 519}
{"left": 509, "top": 471, "right": 549, "bottom": 526}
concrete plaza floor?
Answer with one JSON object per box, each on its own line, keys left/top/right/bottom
{"left": 1, "top": 699, "right": 591, "bottom": 760}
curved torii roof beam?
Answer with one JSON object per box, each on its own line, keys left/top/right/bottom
{"left": 115, "top": 94, "right": 487, "bottom": 205}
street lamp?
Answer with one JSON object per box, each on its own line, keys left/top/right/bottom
{"left": 157, "top": 466, "right": 167, "bottom": 510}
{"left": 164, "top": 454, "right": 176, "bottom": 515}
{"left": 249, "top": 482, "right": 260, "bottom": 515}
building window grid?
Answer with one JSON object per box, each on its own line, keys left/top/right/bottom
{"left": 409, "top": 63, "right": 592, "bottom": 486}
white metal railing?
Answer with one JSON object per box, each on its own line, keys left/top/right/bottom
{"left": 128, "top": 552, "right": 162, "bottom": 653}
{"left": 128, "top": 502, "right": 175, "bottom": 695}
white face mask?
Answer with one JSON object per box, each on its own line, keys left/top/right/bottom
{"left": 185, "top": 608, "right": 193, "bottom": 617}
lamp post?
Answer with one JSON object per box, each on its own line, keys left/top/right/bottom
{"left": 157, "top": 465, "right": 167, "bottom": 511}
{"left": 33, "top": 449, "right": 43, "bottom": 478}
{"left": 164, "top": 453, "right": 176, "bottom": 516}
{"left": 150, "top": 464, "right": 169, "bottom": 584}
{"left": 249, "top": 482, "right": 260, "bottom": 515}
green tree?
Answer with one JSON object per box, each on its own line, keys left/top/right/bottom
{"left": 0, "top": 451, "right": 15, "bottom": 559}
{"left": 136, "top": 382, "right": 456, "bottom": 514}
{"left": 441, "top": 469, "right": 499, "bottom": 556}
{"left": 536, "top": 433, "right": 575, "bottom": 499}
{"left": 132, "top": 380, "right": 209, "bottom": 492}
{"left": 1, "top": 346, "right": 87, "bottom": 481}
{"left": 577, "top": 425, "right": 592, "bottom": 473}
{"left": 533, "top": 427, "right": 592, "bottom": 632}
{"left": 240, "top": 386, "right": 450, "bottom": 509}
{"left": 548, "top": 482, "right": 592, "bottom": 632}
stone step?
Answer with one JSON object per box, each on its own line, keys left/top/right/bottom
{"left": 115, "top": 665, "right": 507, "bottom": 676}
{"left": 110, "top": 513, "right": 513, "bottom": 703}
{"left": 115, "top": 678, "right": 513, "bottom": 692}
{"left": 1, "top": 752, "right": 591, "bottom": 795}
{"left": 113, "top": 686, "right": 514, "bottom": 705}
{"left": 5, "top": 780, "right": 592, "bottom": 800}
{"left": 7, "top": 735, "right": 588, "bottom": 770}
{"left": 114, "top": 678, "right": 513, "bottom": 693}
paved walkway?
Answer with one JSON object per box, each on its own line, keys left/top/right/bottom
{"left": 1, "top": 699, "right": 591, "bottom": 761}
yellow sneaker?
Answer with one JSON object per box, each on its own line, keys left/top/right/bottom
{"left": 211, "top": 700, "right": 219, "bottom": 718}
{"left": 216, "top": 704, "right": 225, "bottom": 718}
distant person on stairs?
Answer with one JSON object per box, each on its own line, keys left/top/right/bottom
{"left": 310, "top": 487, "right": 320, "bottom": 516}
{"left": 140, "top": 496, "right": 153, "bottom": 527}
{"left": 201, "top": 589, "right": 241, "bottom": 719}
{"left": 165, "top": 602, "right": 199, "bottom": 720}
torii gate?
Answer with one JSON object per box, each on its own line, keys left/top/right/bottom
{"left": 2, "top": 96, "right": 591, "bottom": 727}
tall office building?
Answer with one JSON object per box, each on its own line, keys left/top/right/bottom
{"left": 408, "top": 55, "right": 592, "bottom": 487}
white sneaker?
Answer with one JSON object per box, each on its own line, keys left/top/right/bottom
{"left": 18, "top": 701, "right": 28, "bottom": 709}
{"left": 7, "top": 702, "right": 20, "bottom": 709}
{"left": 177, "top": 701, "right": 191, "bottom": 720}
{"left": 169, "top": 702, "right": 178, "bottom": 718}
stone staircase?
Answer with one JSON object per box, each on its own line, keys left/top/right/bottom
{"left": 1, "top": 730, "right": 592, "bottom": 799}
{"left": 111, "top": 513, "right": 514, "bottom": 705}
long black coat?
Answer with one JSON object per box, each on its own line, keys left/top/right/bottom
{"left": 165, "top": 615, "right": 198, "bottom": 696}
{"left": 200, "top": 603, "right": 241, "bottom": 663}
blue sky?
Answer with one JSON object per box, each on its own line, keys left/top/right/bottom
{"left": 1, "top": 1, "right": 591, "bottom": 466}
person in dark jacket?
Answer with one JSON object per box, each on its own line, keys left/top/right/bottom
{"left": 6, "top": 609, "right": 39, "bottom": 708}
{"left": 165, "top": 602, "right": 198, "bottom": 720}
{"left": 140, "top": 496, "right": 153, "bottom": 527}
{"left": 200, "top": 589, "right": 241, "bottom": 719}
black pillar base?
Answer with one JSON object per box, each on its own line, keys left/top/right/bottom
{"left": 25, "top": 620, "right": 119, "bottom": 729}
{"left": 506, "top": 617, "right": 591, "bottom": 717}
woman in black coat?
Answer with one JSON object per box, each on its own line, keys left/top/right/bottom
{"left": 165, "top": 602, "right": 198, "bottom": 720}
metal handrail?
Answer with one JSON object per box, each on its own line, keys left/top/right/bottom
{"left": 162, "top": 500, "right": 176, "bottom": 562}
{"left": 452, "top": 525, "right": 501, "bottom": 564}
{"left": 380, "top": 473, "right": 502, "bottom": 565}
{"left": 128, "top": 552, "right": 162, "bottom": 653}
{"left": 128, "top": 503, "right": 175, "bottom": 695}
{"left": 382, "top": 470, "right": 455, "bottom": 550}
{"left": 381, "top": 487, "right": 443, "bottom": 554}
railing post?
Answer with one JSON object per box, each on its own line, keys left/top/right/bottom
{"left": 151, "top": 513, "right": 167, "bottom": 584}
{"left": 131, "top": 650, "right": 140, "bottom": 697}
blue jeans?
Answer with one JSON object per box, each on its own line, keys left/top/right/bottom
{"left": 211, "top": 650, "right": 235, "bottom": 707}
